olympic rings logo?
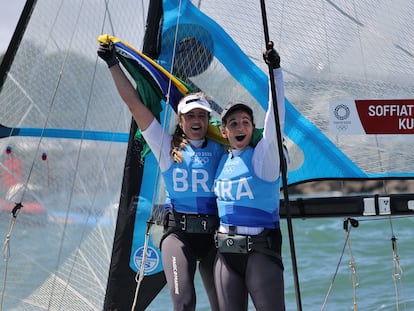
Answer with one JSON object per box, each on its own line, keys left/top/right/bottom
{"left": 191, "top": 156, "right": 210, "bottom": 165}
{"left": 223, "top": 166, "right": 234, "bottom": 174}
{"left": 334, "top": 104, "right": 350, "bottom": 120}
{"left": 336, "top": 124, "right": 348, "bottom": 131}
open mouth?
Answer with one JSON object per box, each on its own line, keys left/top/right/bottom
{"left": 235, "top": 134, "right": 246, "bottom": 142}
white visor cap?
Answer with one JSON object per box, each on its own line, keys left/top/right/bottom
{"left": 177, "top": 95, "right": 212, "bottom": 114}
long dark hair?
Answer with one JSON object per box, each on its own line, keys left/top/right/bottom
{"left": 170, "top": 124, "right": 188, "bottom": 163}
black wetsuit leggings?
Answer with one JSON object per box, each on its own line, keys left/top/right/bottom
{"left": 214, "top": 229, "right": 285, "bottom": 311}
{"left": 161, "top": 231, "right": 219, "bottom": 311}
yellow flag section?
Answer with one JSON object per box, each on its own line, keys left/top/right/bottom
{"left": 98, "top": 34, "right": 189, "bottom": 95}
{"left": 98, "top": 34, "right": 229, "bottom": 146}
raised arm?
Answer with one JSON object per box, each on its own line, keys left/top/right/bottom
{"left": 97, "top": 42, "right": 154, "bottom": 131}
{"left": 262, "top": 41, "right": 285, "bottom": 139}
{"left": 253, "top": 42, "right": 285, "bottom": 182}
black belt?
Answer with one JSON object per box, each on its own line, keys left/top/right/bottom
{"left": 215, "top": 232, "right": 269, "bottom": 253}
{"left": 215, "top": 229, "right": 283, "bottom": 260}
{"left": 165, "top": 211, "right": 219, "bottom": 234}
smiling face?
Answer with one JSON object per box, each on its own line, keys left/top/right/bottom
{"left": 221, "top": 110, "right": 254, "bottom": 150}
{"left": 179, "top": 108, "right": 210, "bottom": 140}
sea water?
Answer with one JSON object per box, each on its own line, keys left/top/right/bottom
{"left": 147, "top": 217, "right": 414, "bottom": 311}
{"left": 0, "top": 213, "right": 413, "bottom": 310}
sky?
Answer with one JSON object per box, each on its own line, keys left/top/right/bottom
{"left": 0, "top": 1, "right": 26, "bottom": 53}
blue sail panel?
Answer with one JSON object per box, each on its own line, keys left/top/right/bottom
{"left": 129, "top": 153, "right": 164, "bottom": 275}
{"left": 160, "top": 0, "right": 365, "bottom": 185}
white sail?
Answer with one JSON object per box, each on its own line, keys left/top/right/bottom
{"left": 0, "top": 1, "right": 148, "bottom": 309}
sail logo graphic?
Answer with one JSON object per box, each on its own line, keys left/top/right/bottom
{"left": 332, "top": 103, "right": 351, "bottom": 131}
{"left": 330, "top": 99, "right": 414, "bottom": 134}
{"left": 355, "top": 99, "right": 414, "bottom": 134}
{"left": 133, "top": 246, "right": 160, "bottom": 273}
{"left": 329, "top": 100, "right": 366, "bottom": 135}
{"left": 334, "top": 104, "right": 350, "bottom": 121}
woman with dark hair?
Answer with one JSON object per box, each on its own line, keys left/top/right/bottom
{"left": 214, "top": 42, "right": 286, "bottom": 311}
{"left": 98, "top": 42, "right": 224, "bottom": 311}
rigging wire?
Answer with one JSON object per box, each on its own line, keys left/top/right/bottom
{"left": 41, "top": 0, "right": 97, "bottom": 308}
{"left": 1, "top": 0, "right": 127, "bottom": 307}
{"left": 0, "top": 0, "right": 144, "bottom": 308}
{"left": 321, "top": 218, "right": 359, "bottom": 311}
{"left": 96, "top": 1, "right": 159, "bottom": 309}
{"left": 132, "top": 1, "right": 184, "bottom": 309}
{"left": 133, "top": 221, "right": 152, "bottom": 309}
{"left": 382, "top": 183, "right": 405, "bottom": 310}
{"left": 4, "top": 1, "right": 133, "bottom": 305}
{"left": 348, "top": 230, "right": 359, "bottom": 311}
{"left": 0, "top": 203, "right": 22, "bottom": 311}
{"left": 0, "top": 0, "right": 40, "bottom": 304}
{"left": 104, "top": 0, "right": 116, "bottom": 35}
{"left": 0, "top": 1, "right": 39, "bottom": 309}
{"left": 379, "top": 179, "right": 405, "bottom": 311}
{"left": 320, "top": 215, "right": 413, "bottom": 311}
{"left": 391, "top": 235, "right": 403, "bottom": 311}
{"left": 50, "top": 0, "right": 135, "bottom": 308}
{"left": 259, "top": 1, "right": 302, "bottom": 310}
{"left": 386, "top": 215, "right": 405, "bottom": 311}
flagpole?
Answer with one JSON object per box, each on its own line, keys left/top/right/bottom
{"left": 259, "top": 1, "right": 303, "bottom": 310}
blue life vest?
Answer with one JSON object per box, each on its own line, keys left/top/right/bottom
{"left": 214, "top": 147, "right": 280, "bottom": 228}
{"left": 163, "top": 139, "right": 224, "bottom": 215}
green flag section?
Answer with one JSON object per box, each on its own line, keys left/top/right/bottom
{"left": 98, "top": 34, "right": 263, "bottom": 152}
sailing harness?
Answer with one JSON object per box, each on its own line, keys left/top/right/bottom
{"left": 164, "top": 210, "right": 219, "bottom": 234}
{"left": 215, "top": 227, "right": 284, "bottom": 269}
{"left": 163, "top": 211, "right": 283, "bottom": 268}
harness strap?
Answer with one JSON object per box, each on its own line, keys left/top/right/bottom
{"left": 164, "top": 210, "right": 219, "bottom": 234}
{"left": 215, "top": 229, "right": 284, "bottom": 269}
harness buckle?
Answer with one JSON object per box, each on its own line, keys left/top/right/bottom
{"left": 247, "top": 236, "right": 253, "bottom": 252}
{"left": 216, "top": 233, "right": 250, "bottom": 253}
{"left": 180, "top": 215, "right": 186, "bottom": 230}
{"left": 200, "top": 219, "right": 207, "bottom": 231}
{"left": 169, "top": 212, "right": 218, "bottom": 233}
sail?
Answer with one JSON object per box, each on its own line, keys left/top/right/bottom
{"left": 1, "top": 0, "right": 414, "bottom": 310}
{"left": 110, "top": 0, "right": 414, "bottom": 309}
{"left": 0, "top": 0, "right": 147, "bottom": 310}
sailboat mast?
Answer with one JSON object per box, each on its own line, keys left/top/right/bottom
{"left": 259, "top": 0, "right": 303, "bottom": 310}
{"left": 0, "top": 0, "right": 37, "bottom": 92}
{"left": 103, "top": 1, "right": 166, "bottom": 310}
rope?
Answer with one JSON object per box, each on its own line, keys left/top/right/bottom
{"left": 0, "top": 0, "right": 68, "bottom": 305}
{"left": 327, "top": 216, "right": 410, "bottom": 310}
{"left": 46, "top": 1, "right": 134, "bottom": 309}
{"left": 132, "top": 221, "right": 152, "bottom": 310}
{"left": 321, "top": 218, "right": 359, "bottom": 311}
{"left": 2, "top": 0, "right": 122, "bottom": 307}
{"left": 387, "top": 214, "right": 404, "bottom": 311}
{"left": 131, "top": 1, "right": 184, "bottom": 309}
{"left": 320, "top": 227, "right": 348, "bottom": 311}
{"left": 259, "top": 1, "right": 302, "bottom": 310}
{"left": 381, "top": 201, "right": 404, "bottom": 310}
{"left": 43, "top": 0, "right": 99, "bottom": 308}
{"left": 391, "top": 235, "right": 403, "bottom": 311}
{"left": 348, "top": 234, "right": 358, "bottom": 311}
{"left": 0, "top": 208, "right": 21, "bottom": 311}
